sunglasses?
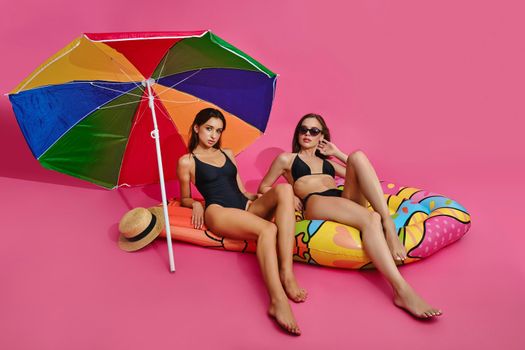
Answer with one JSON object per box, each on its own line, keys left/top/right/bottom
{"left": 299, "top": 125, "right": 322, "bottom": 136}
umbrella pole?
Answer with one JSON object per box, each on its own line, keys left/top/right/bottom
{"left": 145, "top": 79, "right": 176, "bottom": 273}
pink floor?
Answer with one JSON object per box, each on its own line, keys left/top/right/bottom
{"left": 2, "top": 1, "right": 525, "bottom": 349}
{"left": 2, "top": 128, "right": 524, "bottom": 350}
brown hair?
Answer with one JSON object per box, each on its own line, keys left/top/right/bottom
{"left": 292, "top": 113, "right": 331, "bottom": 159}
{"left": 188, "top": 108, "right": 226, "bottom": 153}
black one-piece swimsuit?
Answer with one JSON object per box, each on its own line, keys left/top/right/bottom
{"left": 192, "top": 150, "right": 249, "bottom": 210}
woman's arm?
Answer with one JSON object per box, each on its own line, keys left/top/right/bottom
{"left": 258, "top": 153, "right": 291, "bottom": 194}
{"left": 259, "top": 153, "right": 304, "bottom": 211}
{"left": 318, "top": 139, "right": 349, "bottom": 178}
{"left": 318, "top": 139, "right": 348, "bottom": 163}
{"left": 177, "top": 154, "right": 204, "bottom": 228}
{"left": 331, "top": 161, "right": 347, "bottom": 178}
{"left": 223, "top": 149, "right": 259, "bottom": 200}
{"left": 177, "top": 155, "right": 196, "bottom": 207}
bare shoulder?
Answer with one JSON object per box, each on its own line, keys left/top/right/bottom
{"left": 222, "top": 148, "right": 238, "bottom": 163}
{"left": 222, "top": 148, "right": 234, "bottom": 157}
{"left": 275, "top": 152, "right": 295, "bottom": 169}
{"left": 177, "top": 153, "right": 194, "bottom": 169}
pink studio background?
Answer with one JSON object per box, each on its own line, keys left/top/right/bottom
{"left": 1, "top": 1, "right": 524, "bottom": 349}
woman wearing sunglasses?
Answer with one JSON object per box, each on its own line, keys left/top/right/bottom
{"left": 177, "top": 108, "right": 306, "bottom": 335}
{"left": 258, "top": 113, "right": 442, "bottom": 319}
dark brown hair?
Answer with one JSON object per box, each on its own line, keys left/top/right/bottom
{"left": 188, "top": 108, "right": 226, "bottom": 152}
{"left": 292, "top": 113, "right": 331, "bottom": 159}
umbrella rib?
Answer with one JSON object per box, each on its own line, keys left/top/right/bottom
{"left": 156, "top": 50, "right": 170, "bottom": 81}
{"left": 152, "top": 99, "right": 185, "bottom": 133}
{"left": 98, "top": 100, "right": 146, "bottom": 110}
{"left": 90, "top": 82, "right": 145, "bottom": 98}
{"left": 155, "top": 69, "right": 202, "bottom": 97}
{"left": 153, "top": 99, "right": 176, "bottom": 122}
{"left": 117, "top": 70, "right": 145, "bottom": 95}
{"left": 87, "top": 36, "right": 147, "bottom": 95}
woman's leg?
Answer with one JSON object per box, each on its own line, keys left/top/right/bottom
{"left": 248, "top": 183, "right": 307, "bottom": 302}
{"left": 305, "top": 196, "right": 442, "bottom": 318}
{"left": 205, "top": 205, "right": 301, "bottom": 335}
{"left": 343, "top": 150, "right": 407, "bottom": 261}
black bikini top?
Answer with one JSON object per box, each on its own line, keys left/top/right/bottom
{"left": 291, "top": 154, "right": 335, "bottom": 182}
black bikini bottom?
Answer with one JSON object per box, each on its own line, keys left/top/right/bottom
{"left": 302, "top": 188, "right": 343, "bottom": 211}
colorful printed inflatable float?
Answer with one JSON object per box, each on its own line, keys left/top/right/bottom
{"left": 157, "top": 181, "right": 471, "bottom": 269}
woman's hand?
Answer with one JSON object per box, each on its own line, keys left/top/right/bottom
{"left": 191, "top": 201, "right": 205, "bottom": 229}
{"left": 293, "top": 195, "right": 303, "bottom": 212}
{"left": 317, "top": 139, "right": 340, "bottom": 157}
{"left": 244, "top": 192, "right": 261, "bottom": 201}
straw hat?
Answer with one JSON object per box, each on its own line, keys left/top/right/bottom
{"left": 118, "top": 207, "right": 165, "bottom": 252}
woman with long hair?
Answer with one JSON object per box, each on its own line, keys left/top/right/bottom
{"left": 177, "top": 108, "right": 306, "bottom": 335}
{"left": 258, "top": 113, "right": 442, "bottom": 319}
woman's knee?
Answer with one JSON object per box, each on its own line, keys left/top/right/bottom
{"left": 347, "top": 149, "right": 368, "bottom": 166}
{"left": 275, "top": 183, "right": 294, "bottom": 200}
{"left": 363, "top": 211, "right": 382, "bottom": 232}
{"left": 258, "top": 222, "right": 278, "bottom": 240}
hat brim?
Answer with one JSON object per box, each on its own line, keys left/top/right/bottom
{"left": 118, "top": 206, "right": 165, "bottom": 252}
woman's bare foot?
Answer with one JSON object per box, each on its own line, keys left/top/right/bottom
{"left": 268, "top": 298, "right": 301, "bottom": 335}
{"left": 382, "top": 216, "right": 407, "bottom": 261}
{"left": 280, "top": 271, "right": 308, "bottom": 302}
{"left": 393, "top": 284, "right": 442, "bottom": 319}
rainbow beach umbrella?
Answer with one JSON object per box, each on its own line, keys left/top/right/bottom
{"left": 8, "top": 31, "right": 277, "bottom": 272}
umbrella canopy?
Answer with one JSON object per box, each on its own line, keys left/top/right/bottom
{"left": 8, "top": 31, "right": 277, "bottom": 272}
{"left": 8, "top": 31, "right": 277, "bottom": 189}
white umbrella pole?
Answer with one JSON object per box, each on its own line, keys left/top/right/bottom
{"left": 145, "top": 78, "right": 176, "bottom": 273}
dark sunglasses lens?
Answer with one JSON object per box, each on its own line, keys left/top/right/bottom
{"left": 299, "top": 126, "right": 322, "bottom": 136}
{"left": 309, "top": 128, "right": 321, "bottom": 136}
